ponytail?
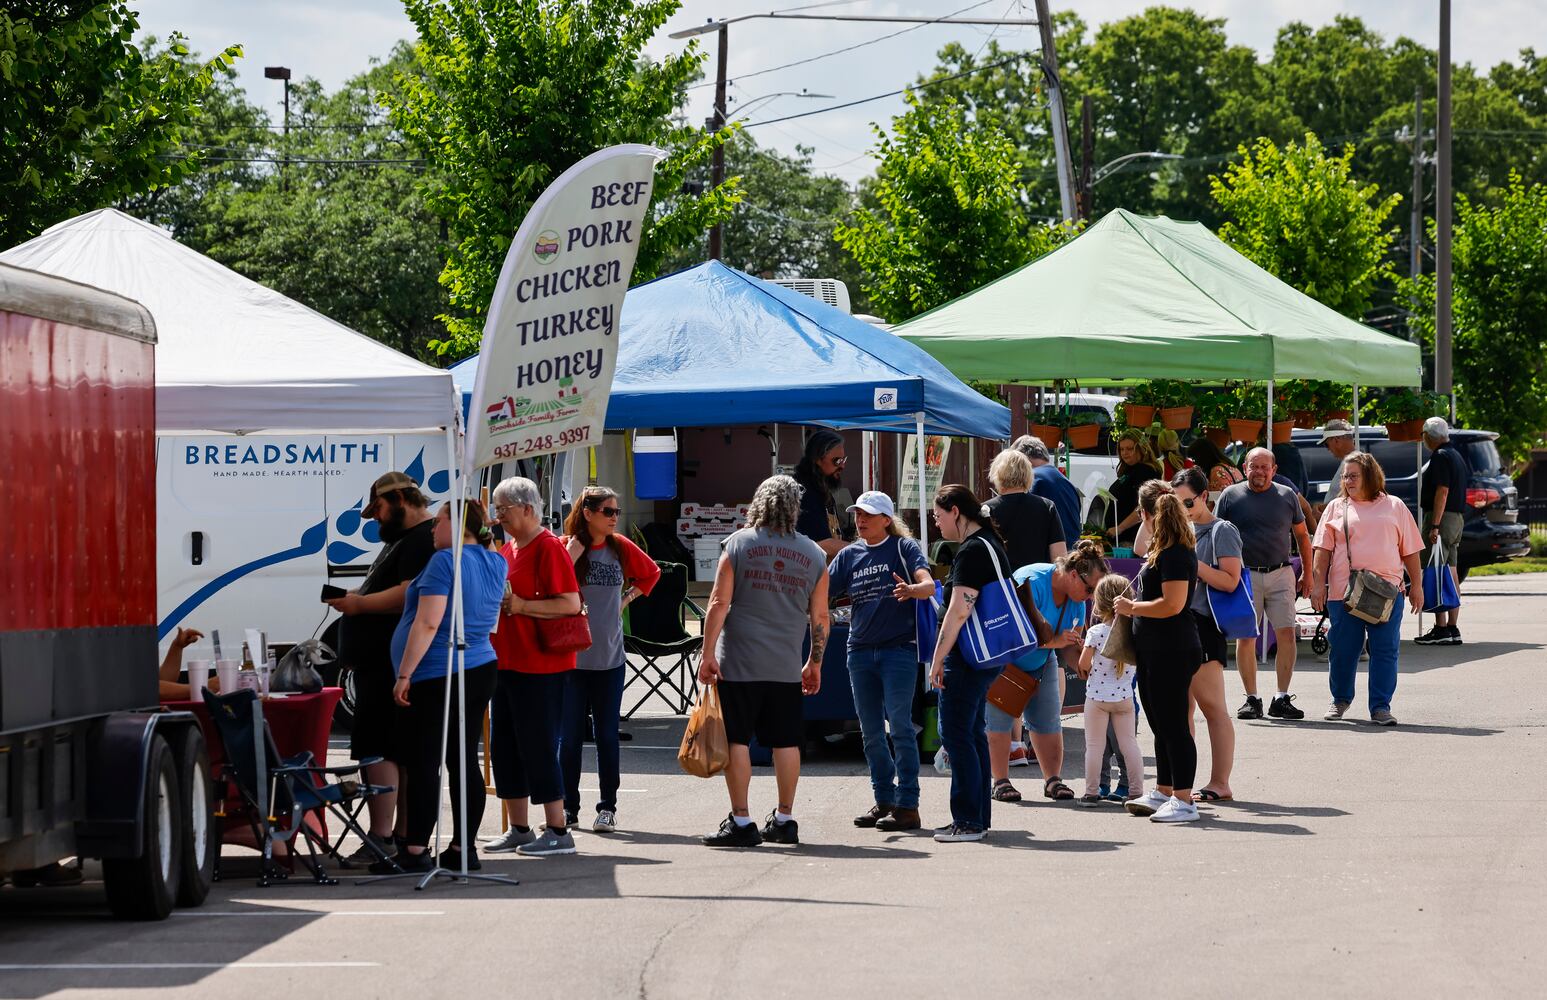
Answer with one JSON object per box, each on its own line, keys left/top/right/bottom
{"left": 1146, "top": 492, "right": 1195, "bottom": 564}
{"left": 1056, "top": 537, "right": 1110, "bottom": 580}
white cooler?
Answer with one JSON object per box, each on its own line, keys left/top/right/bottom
{"left": 692, "top": 536, "right": 723, "bottom": 582}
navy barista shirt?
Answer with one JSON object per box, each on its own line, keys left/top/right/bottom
{"left": 827, "top": 535, "right": 930, "bottom": 649}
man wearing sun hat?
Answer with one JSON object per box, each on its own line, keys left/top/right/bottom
{"left": 1317, "top": 418, "right": 1359, "bottom": 511}
{"left": 1416, "top": 416, "right": 1470, "bottom": 646}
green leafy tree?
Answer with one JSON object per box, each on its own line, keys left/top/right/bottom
{"left": 1406, "top": 176, "right": 1547, "bottom": 466}
{"left": 835, "top": 94, "right": 1075, "bottom": 323}
{"left": 0, "top": 2, "right": 241, "bottom": 246}
{"left": 1211, "top": 134, "right": 1402, "bottom": 318}
{"left": 385, "top": 0, "right": 737, "bottom": 354}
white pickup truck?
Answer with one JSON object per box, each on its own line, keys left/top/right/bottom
{"left": 1031, "top": 391, "right": 1122, "bottom": 529}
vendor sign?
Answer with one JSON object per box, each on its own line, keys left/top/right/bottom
{"left": 464, "top": 144, "right": 664, "bottom": 474}
{"left": 899, "top": 435, "right": 951, "bottom": 508}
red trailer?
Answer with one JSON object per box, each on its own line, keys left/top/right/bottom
{"left": 0, "top": 263, "right": 214, "bottom": 919}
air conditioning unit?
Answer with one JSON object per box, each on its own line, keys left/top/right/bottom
{"left": 772, "top": 277, "right": 851, "bottom": 314}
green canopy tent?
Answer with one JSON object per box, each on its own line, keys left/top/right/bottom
{"left": 893, "top": 209, "right": 1422, "bottom": 388}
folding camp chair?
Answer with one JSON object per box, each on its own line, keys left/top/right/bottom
{"left": 623, "top": 561, "right": 705, "bottom": 717}
{"left": 202, "top": 688, "right": 394, "bottom": 887}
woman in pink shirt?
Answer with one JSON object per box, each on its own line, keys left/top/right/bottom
{"left": 1309, "top": 452, "right": 1424, "bottom": 725}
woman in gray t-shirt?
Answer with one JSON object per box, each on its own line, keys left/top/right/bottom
{"left": 557, "top": 487, "right": 661, "bottom": 833}
{"left": 1174, "top": 468, "right": 1241, "bottom": 802}
{"left": 699, "top": 476, "right": 828, "bottom": 849}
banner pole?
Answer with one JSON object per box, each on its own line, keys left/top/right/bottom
{"left": 916, "top": 412, "right": 928, "bottom": 553}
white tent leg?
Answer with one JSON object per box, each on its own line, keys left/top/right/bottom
{"left": 1352, "top": 386, "right": 1360, "bottom": 437}
{"left": 1267, "top": 380, "right": 1275, "bottom": 446}
{"left": 916, "top": 413, "right": 928, "bottom": 554}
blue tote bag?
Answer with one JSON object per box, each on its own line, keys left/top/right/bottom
{"left": 915, "top": 581, "right": 944, "bottom": 664}
{"left": 1422, "top": 540, "right": 1461, "bottom": 613}
{"left": 1206, "top": 571, "right": 1259, "bottom": 641}
{"left": 958, "top": 538, "right": 1038, "bottom": 670}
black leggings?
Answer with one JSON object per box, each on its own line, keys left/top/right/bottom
{"left": 1136, "top": 648, "right": 1199, "bottom": 792}
{"left": 401, "top": 661, "right": 498, "bottom": 849}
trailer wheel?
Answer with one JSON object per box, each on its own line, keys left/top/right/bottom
{"left": 173, "top": 726, "right": 216, "bottom": 907}
{"left": 104, "top": 734, "right": 184, "bottom": 920}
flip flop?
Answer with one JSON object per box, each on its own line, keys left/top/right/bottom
{"left": 1194, "top": 789, "right": 1233, "bottom": 802}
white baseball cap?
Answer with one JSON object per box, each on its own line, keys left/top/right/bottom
{"left": 847, "top": 491, "right": 897, "bottom": 518}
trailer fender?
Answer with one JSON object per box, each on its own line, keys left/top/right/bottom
{"left": 75, "top": 711, "right": 200, "bottom": 860}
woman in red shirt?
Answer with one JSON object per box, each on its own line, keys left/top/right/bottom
{"left": 483, "top": 476, "right": 581, "bottom": 858}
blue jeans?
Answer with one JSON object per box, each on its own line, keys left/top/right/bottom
{"left": 938, "top": 650, "right": 1000, "bottom": 830}
{"left": 848, "top": 644, "right": 921, "bottom": 810}
{"left": 1327, "top": 600, "right": 1403, "bottom": 713}
{"left": 560, "top": 665, "right": 626, "bottom": 814}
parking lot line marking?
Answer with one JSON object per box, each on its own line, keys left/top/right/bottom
{"left": 175, "top": 910, "right": 444, "bottom": 917}
{"left": 0, "top": 962, "right": 379, "bottom": 970}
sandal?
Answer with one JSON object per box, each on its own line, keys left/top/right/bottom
{"left": 992, "top": 779, "right": 1022, "bottom": 802}
{"left": 1043, "top": 777, "right": 1075, "bottom": 801}
{"left": 1194, "top": 789, "right": 1233, "bottom": 802}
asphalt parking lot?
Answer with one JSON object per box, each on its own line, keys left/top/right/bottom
{"left": 3, "top": 572, "right": 1544, "bottom": 1000}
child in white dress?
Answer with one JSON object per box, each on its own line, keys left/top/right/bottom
{"left": 1077, "top": 575, "right": 1145, "bottom": 805}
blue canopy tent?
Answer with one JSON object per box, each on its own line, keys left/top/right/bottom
{"left": 450, "top": 261, "right": 1009, "bottom": 439}
{"left": 453, "top": 261, "right": 1008, "bottom": 547}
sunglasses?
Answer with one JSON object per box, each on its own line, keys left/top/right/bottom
{"left": 1182, "top": 497, "right": 1198, "bottom": 509}
{"left": 591, "top": 506, "right": 622, "bottom": 518}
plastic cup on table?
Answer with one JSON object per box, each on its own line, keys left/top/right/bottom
{"left": 215, "top": 659, "right": 241, "bottom": 694}
{"left": 185, "top": 659, "right": 212, "bottom": 702}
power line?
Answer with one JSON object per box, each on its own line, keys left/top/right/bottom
{"left": 688, "top": 0, "right": 997, "bottom": 91}
{"left": 743, "top": 54, "right": 1024, "bottom": 129}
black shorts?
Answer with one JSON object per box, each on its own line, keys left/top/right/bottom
{"left": 1191, "top": 610, "right": 1229, "bottom": 666}
{"left": 718, "top": 681, "right": 804, "bottom": 749}
{"left": 350, "top": 661, "right": 402, "bottom": 763}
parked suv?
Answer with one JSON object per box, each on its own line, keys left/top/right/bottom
{"left": 1292, "top": 427, "right": 1530, "bottom": 580}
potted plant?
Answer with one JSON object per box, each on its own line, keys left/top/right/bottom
{"left": 1063, "top": 406, "right": 1107, "bottom": 452}
{"left": 1026, "top": 401, "right": 1063, "bottom": 449}
{"left": 1310, "top": 380, "right": 1354, "bottom": 423}
{"left": 1228, "top": 385, "right": 1267, "bottom": 443}
{"left": 1120, "top": 383, "right": 1159, "bottom": 429}
{"left": 1152, "top": 379, "right": 1195, "bottom": 430}
{"left": 1377, "top": 388, "right": 1447, "bottom": 441}
{"left": 1276, "top": 380, "right": 1318, "bottom": 429}
{"left": 1191, "top": 386, "right": 1234, "bottom": 445}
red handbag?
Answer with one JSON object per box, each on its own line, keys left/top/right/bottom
{"left": 536, "top": 603, "right": 592, "bottom": 654}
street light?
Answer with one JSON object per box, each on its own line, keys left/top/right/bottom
{"left": 264, "top": 66, "right": 292, "bottom": 190}
{"left": 730, "top": 90, "right": 835, "bottom": 121}
{"left": 1091, "top": 151, "right": 1183, "bottom": 185}
{"left": 668, "top": 9, "right": 1043, "bottom": 259}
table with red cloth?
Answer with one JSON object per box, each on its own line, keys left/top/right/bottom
{"left": 162, "top": 688, "right": 343, "bottom": 849}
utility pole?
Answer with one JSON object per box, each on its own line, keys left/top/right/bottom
{"left": 264, "top": 66, "right": 292, "bottom": 193}
{"left": 708, "top": 24, "right": 728, "bottom": 261}
{"left": 1079, "top": 95, "right": 1094, "bottom": 221}
{"left": 1411, "top": 88, "right": 1424, "bottom": 282}
{"left": 1435, "top": 0, "right": 1453, "bottom": 397}
{"left": 1033, "top": 0, "right": 1077, "bottom": 222}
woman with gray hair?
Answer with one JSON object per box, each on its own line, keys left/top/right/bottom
{"left": 482, "top": 476, "right": 582, "bottom": 858}
{"left": 699, "top": 475, "right": 829, "bottom": 848}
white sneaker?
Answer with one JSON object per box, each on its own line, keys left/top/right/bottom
{"left": 593, "top": 809, "right": 617, "bottom": 833}
{"left": 1150, "top": 797, "right": 1201, "bottom": 823}
{"left": 482, "top": 826, "right": 535, "bottom": 853}
{"left": 1124, "top": 789, "right": 1169, "bottom": 817}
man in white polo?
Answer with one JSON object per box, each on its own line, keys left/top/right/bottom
{"left": 1217, "top": 448, "right": 1314, "bottom": 720}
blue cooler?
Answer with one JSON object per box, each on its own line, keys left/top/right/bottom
{"left": 633, "top": 434, "right": 677, "bottom": 500}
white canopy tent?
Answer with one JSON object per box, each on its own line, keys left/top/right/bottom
{"left": 1, "top": 209, "right": 456, "bottom": 434}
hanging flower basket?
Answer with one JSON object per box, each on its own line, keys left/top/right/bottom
{"left": 1385, "top": 418, "right": 1424, "bottom": 442}
{"left": 1123, "top": 403, "right": 1157, "bottom": 428}
{"left": 1270, "top": 419, "right": 1295, "bottom": 444}
{"left": 1029, "top": 423, "right": 1063, "bottom": 448}
{"left": 1159, "top": 405, "right": 1194, "bottom": 430}
{"left": 1203, "top": 427, "right": 1231, "bottom": 448}
{"left": 1065, "top": 423, "right": 1101, "bottom": 451}
{"left": 1292, "top": 410, "right": 1318, "bottom": 429}
{"left": 1227, "top": 418, "right": 1265, "bottom": 442}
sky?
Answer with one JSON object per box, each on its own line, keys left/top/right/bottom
{"left": 137, "top": 0, "right": 1541, "bottom": 185}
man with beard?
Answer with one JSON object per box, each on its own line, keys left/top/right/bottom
{"left": 794, "top": 429, "right": 854, "bottom": 561}
{"left": 326, "top": 471, "right": 436, "bottom": 862}
{"left": 1217, "top": 449, "right": 1313, "bottom": 721}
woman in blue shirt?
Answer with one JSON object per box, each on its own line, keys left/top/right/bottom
{"left": 377, "top": 499, "right": 507, "bottom": 874}
{"left": 826, "top": 491, "right": 934, "bottom": 832}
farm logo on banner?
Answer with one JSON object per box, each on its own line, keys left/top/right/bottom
{"left": 464, "top": 144, "right": 664, "bottom": 475}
